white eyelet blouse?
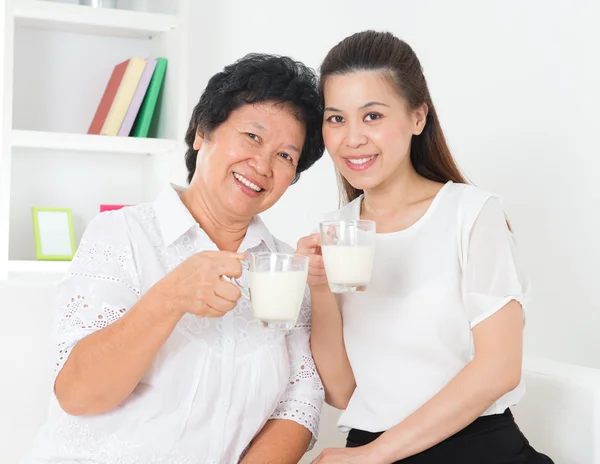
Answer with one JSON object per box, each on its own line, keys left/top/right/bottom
{"left": 22, "top": 185, "right": 324, "bottom": 464}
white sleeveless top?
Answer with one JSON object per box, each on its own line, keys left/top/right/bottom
{"left": 331, "top": 181, "right": 529, "bottom": 433}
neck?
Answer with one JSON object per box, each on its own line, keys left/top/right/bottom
{"left": 361, "top": 163, "right": 425, "bottom": 219}
{"left": 181, "top": 183, "right": 249, "bottom": 252}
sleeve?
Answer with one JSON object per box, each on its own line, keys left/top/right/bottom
{"left": 462, "top": 197, "right": 529, "bottom": 328}
{"left": 51, "top": 211, "right": 141, "bottom": 383}
{"left": 269, "top": 287, "right": 325, "bottom": 450}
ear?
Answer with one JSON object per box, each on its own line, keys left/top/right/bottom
{"left": 412, "top": 103, "right": 428, "bottom": 136}
{"left": 193, "top": 131, "right": 204, "bottom": 151}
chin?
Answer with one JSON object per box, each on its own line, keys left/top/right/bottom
{"left": 342, "top": 174, "right": 381, "bottom": 192}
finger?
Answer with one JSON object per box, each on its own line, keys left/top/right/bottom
{"left": 203, "top": 306, "right": 226, "bottom": 318}
{"left": 206, "top": 293, "right": 237, "bottom": 314}
{"left": 309, "top": 254, "right": 325, "bottom": 268}
{"left": 297, "top": 233, "right": 321, "bottom": 252}
{"left": 214, "top": 257, "right": 244, "bottom": 278}
{"left": 309, "top": 268, "right": 327, "bottom": 277}
{"left": 215, "top": 278, "right": 243, "bottom": 303}
{"left": 201, "top": 250, "right": 246, "bottom": 260}
{"left": 191, "top": 301, "right": 224, "bottom": 318}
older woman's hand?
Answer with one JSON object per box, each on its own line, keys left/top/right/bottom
{"left": 296, "top": 233, "right": 328, "bottom": 288}
{"left": 159, "top": 250, "right": 246, "bottom": 318}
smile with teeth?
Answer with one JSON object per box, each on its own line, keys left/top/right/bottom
{"left": 347, "top": 155, "right": 376, "bottom": 165}
{"left": 233, "top": 172, "right": 263, "bottom": 192}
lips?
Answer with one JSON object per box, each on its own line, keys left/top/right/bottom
{"left": 344, "top": 154, "right": 378, "bottom": 171}
{"left": 233, "top": 172, "right": 264, "bottom": 192}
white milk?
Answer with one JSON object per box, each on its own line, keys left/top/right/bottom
{"left": 321, "top": 245, "right": 375, "bottom": 285}
{"left": 248, "top": 270, "right": 307, "bottom": 322}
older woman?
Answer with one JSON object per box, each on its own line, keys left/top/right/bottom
{"left": 23, "top": 54, "right": 325, "bottom": 464}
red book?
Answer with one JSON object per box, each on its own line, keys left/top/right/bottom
{"left": 100, "top": 204, "right": 130, "bottom": 212}
{"left": 88, "top": 60, "right": 130, "bottom": 135}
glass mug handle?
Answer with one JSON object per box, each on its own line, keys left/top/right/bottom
{"left": 226, "top": 260, "right": 250, "bottom": 300}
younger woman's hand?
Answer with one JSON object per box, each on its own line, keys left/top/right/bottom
{"left": 296, "top": 233, "right": 328, "bottom": 288}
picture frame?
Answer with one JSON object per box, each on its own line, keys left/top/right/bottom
{"left": 31, "top": 207, "right": 77, "bottom": 261}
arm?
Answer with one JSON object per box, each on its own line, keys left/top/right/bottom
{"left": 243, "top": 286, "right": 324, "bottom": 462}
{"left": 55, "top": 284, "right": 182, "bottom": 416}
{"left": 240, "top": 420, "right": 311, "bottom": 464}
{"left": 55, "top": 212, "right": 244, "bottom": 416}
{"left": 297, "top": 233, "right": 356, "bottom": 409}
{"left": 310, "top": 285, "right": 356, "bottom": 409}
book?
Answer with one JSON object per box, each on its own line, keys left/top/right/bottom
{"left": 87, "top": 60, "right": 128, "bottom": 135}
{"left": 100, "top": 57, "right": 147, "bottom": 136}
{"left": 100, "top": 204, "right": 130, "bottom": 212}
{"left": 118, "top": 58, "right": 157, "bottom": 136}
{"left": 132, "top": 57, "right": 168, "bottom": 138}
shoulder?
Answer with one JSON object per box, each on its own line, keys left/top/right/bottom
{"left": 457, "top": 183, "right": 498, "bottom": 207}
{"left": 72, "top": 205, "right": 152, "bottom": 275}
{"left": 84, "top": 203, "right": 157, "bottom": 240}
{"left": 82, "top": 208, "right": 130, "bottom": 241}
{"left": 446, "top": 183, "right": 504, "bottom": 229}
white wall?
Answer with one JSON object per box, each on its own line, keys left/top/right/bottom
{"left": 2, "top": 0, "right": 599, "bottom": 462}
{"left": 189, "top": 0, "right": 600, "bottom": 366}
{"left": 186, "top": 0, "right": 600, "bottom": 459}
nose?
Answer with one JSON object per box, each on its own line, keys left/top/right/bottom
{"left": 345, "top": 121, "right": 368, "bottom": 149}
{"left": 246, "top": 148, "right": 273, "bottom": 177}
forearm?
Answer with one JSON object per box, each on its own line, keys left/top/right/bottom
{"left": 373, "top": 358, "right": 520, "bottom": 462}
{"left": 55, "top": 285, "right": 181, "bottom": 415}
{"left": 240, "top": 419, "right": 312, "bottom": 464}
{"left": 309, "top": 285, "right": 355, "bottom": 409}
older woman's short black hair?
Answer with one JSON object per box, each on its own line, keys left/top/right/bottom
{"left": 184, "top": 53, "right": 325, "bottom": 184}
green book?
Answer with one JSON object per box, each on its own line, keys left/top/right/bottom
{"left": 132, "top": 57, "right": 168, "bottom": 138}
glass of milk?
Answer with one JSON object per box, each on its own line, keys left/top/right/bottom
{"left": 235, "top": 252, "right": 309, "bottom": 329}
{"left": 319, "top": 220, "right": 376, "bottom": 293}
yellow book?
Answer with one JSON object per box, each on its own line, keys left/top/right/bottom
{"left": 100, "top": 57, "right": 147, "bottom": 136}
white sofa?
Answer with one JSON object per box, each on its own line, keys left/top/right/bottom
{"left": 1, "top": 280, "right": 598, "bottom": 463}
{"left": 304, "top": 357, "right": 600, "bottom": 463}
{"left": 513, "top": 357, "right": 600, "bottom": 464}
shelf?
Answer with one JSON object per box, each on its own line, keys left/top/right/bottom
{"left": 11, "top": 130, "right": 176, "bottom": 155}
{"left": 7, "top": 260, "right": 70, "bottom": 274}
{"left": 14, "top": 1, "right": 178, "bottom": 39}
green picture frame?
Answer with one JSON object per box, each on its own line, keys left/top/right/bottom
{"left": 31, "top": 207, "right": 76, "bottom": 261}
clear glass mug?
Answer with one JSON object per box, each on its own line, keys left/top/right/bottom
{"left": 232, "top": 252, "right": 309, "bottom": 329}
{"left": 319, "top": 220, "right": 376, "bottom": 293}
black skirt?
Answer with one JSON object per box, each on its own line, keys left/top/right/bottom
{"left": 346, "top": 409, "right": 554, "bottom": 464}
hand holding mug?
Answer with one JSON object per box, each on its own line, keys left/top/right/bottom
{"left": 295, "top": 233, "right": 328, "bottom": 288}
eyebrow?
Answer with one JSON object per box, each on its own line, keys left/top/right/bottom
{"left": 285, "top": 144, "right": 301, "bottom": 154}
{"left": 249, "top": 121, "right": 300, "bottom": 154}
{"left": 324, "top": 101, "right": 391, "bottom": 112}
{"left": 360, "top": 101, "right": 390, "bottom": 109}
{"left": 250, "top": 122, "right": 268, "bottom": 132}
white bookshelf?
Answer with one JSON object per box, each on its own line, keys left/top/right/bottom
{"left": 0, "top": 0, "right": 190, "bottom": 279}
{"left": 14, "top": 1, "right": 178, "bottom": 39}
{"left": 12, "top": 130, "right": 177, "bottom": 155}
{"left": 7, "top": 259, "right": 70, "bottom": 273}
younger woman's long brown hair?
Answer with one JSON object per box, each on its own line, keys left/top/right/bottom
{"left": 319, "top": 30, "right": 469, "bottom": 206}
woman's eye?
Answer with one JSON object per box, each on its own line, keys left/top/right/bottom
{"left": 364, "top": 113, "right": 381, "bottom": 121}
{"left": 247, "top": 133, "right": 259, "bottom": 141}
{"left": 326, "top": 115, "right": 344, "bottom": 123}
{"left": 278, "top": 153, "right": 293, "bottom": 162}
